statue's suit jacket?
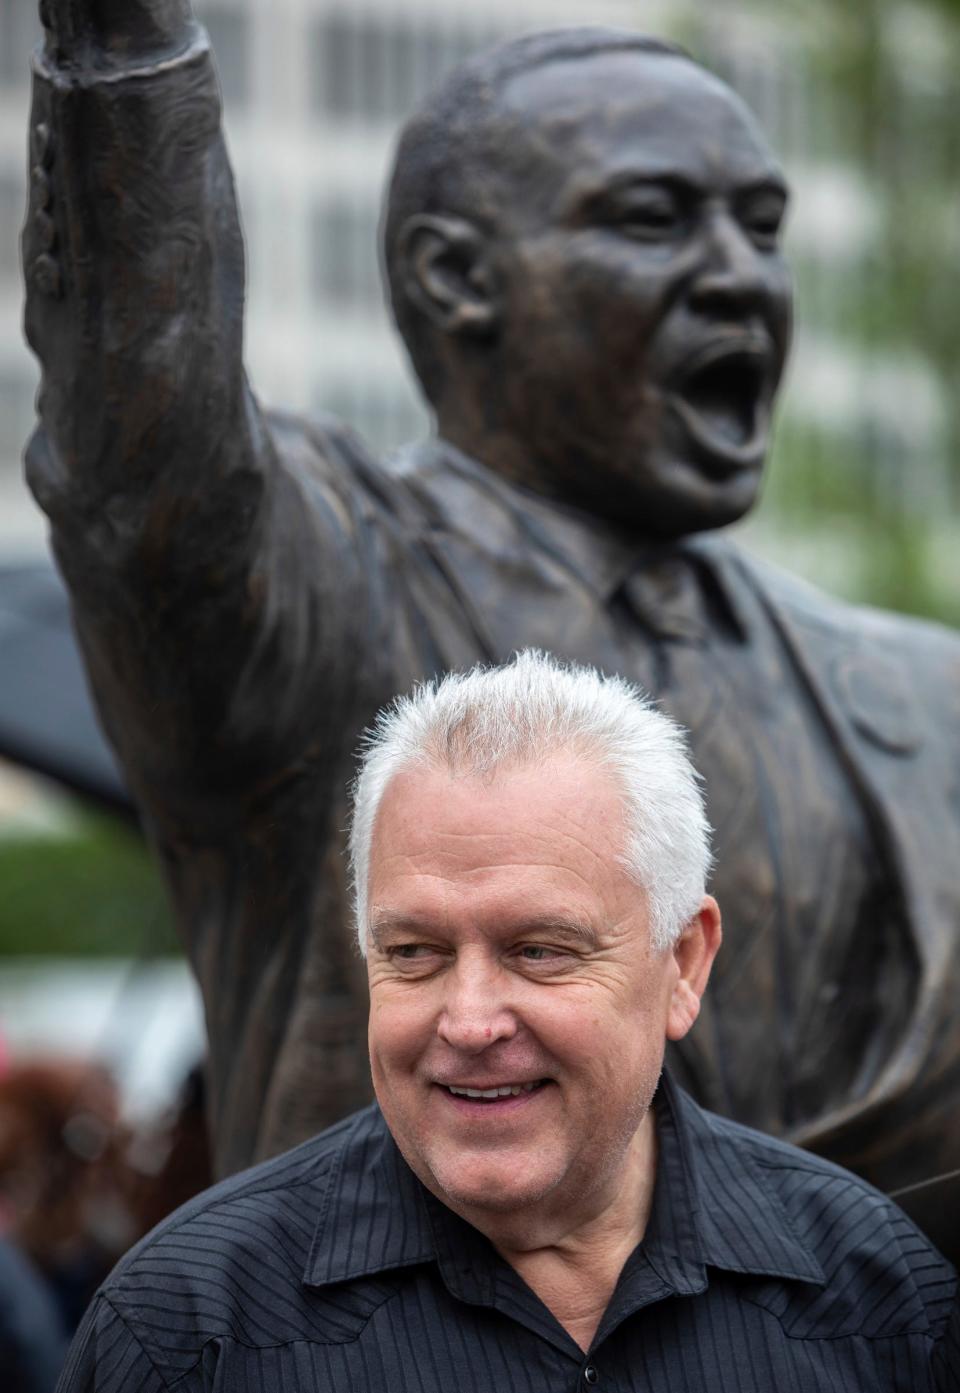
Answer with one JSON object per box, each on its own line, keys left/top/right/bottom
{"left": 22, "top": 26, "right": 960, "bottom": 1196}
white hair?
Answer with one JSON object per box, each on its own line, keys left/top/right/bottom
{"left": 348, "top": 649, "right": 712, "bottom": 954}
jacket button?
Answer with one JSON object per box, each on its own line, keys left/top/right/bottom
{"left": 32, "top": 122, "right": 54, "bottom": 168}
{"left": 34, "top": 211, "right": 57, "bottom": 252}
{"left": 583, "top": 1366, "right": 599, "bottom": 1385}
{"left": 32, "top": 254, "right": 62, "bottom": 298}
{"left": 31, "top": 166, "right": 52, "bottom": 210}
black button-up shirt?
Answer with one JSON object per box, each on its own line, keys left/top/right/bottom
{"left": 59, "top": 1076, "right": 958, "bottom": 1391}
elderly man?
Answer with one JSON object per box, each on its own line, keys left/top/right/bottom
{"left": 22, "top": 1, "right": 960, "bottom": 1216}
{"left": 58, "top": 653, "right": 957, "bottom": 1391}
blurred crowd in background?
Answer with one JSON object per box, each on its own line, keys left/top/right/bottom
{"left": 0, "top": 0, "right": 958, "bottom": 1387}
{"left": 0, "top": 1047, "right": 211, "bottom": 1389}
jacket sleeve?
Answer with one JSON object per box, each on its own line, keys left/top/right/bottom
{"left": 21, "top": 20, "right": 364, "bottom": 817}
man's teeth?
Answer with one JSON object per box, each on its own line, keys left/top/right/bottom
{"left": 447, "top": 1082, "right": 542, "bottom": 1099}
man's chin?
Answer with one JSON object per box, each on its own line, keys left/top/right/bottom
{"left": 423, "top": 1153, "right": 564, "bottom": 1220}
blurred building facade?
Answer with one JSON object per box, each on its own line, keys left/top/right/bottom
{"left": 0, "top": 0, "right": 957, "bottom": 616}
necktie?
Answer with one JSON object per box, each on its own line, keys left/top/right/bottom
{"left": 619, "top": 553, "right": 709, "bottom": 646}
{"left": 616, "top": 550, "right": 780, "bottom": 1127}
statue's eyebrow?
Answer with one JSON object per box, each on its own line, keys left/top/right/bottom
{"left": 732, "top": 176, "right": 790, "bottom": 203}
{"left": 570, "top": 168, "right": 789, "bottom": 217}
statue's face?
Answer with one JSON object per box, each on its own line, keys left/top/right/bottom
{"left": 486, "top": 50, "right": 792, "bottom": 536}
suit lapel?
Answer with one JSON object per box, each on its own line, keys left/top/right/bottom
{"left": 731, "top": 548, "right": 960, "bottom": 1127}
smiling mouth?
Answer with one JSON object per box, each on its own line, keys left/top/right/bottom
{"left": 444, "top": 1080, "right": 548, "bottom": 1101}
{"left": 667, "top": 341, "right": 771, "bottom": 471}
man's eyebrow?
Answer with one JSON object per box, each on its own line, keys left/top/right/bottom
{"left": 366, "top": 913, "right": 428, "bottom": 951}
{"left": 510, "top": 915, "right": 599, "bottom": 946}
{"left": 366, "top": 912, "right": 599, "bottom": 950}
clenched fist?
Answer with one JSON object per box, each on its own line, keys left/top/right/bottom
{"left": 38, "top": 0, "right": 196, "bottom": 66}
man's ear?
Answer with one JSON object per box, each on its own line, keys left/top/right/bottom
{"left": 396, "top": 214, "right": 499, "bottom": 337}
{"left": 665, "top": 896, "right": 722, "bottom": 1042}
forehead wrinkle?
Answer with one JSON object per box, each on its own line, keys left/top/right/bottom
{"left": 371, "top": 835, "right": 622, "bottom": 902}
{"left": 497, "top": 58, "right": 781, "bottom": 212}
{"left": 499, "top": 51, "right": 744, "bottom": 147}
{"left": 384, "top": 829, "right": 627, "bottom": 889}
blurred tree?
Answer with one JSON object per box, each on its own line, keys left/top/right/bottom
{"left": 0, "top": 811, "right": 174, "bottom": 958}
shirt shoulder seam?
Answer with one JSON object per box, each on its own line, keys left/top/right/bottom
{"left": 103, "top": 1148, "right": 339, "bottom": 1298}
{"left": 98, "top": 1293, "right": 179, "bottom": 1390}
{"left": 105, "top": 1287, "right": 403, "bottom": 1381}
{"left": 738, "top": 1292, "right": 939, "bottom": 1344}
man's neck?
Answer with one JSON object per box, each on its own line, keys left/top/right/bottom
{"left": 487, "top": 1113, "right": 658, "bottom": 1352}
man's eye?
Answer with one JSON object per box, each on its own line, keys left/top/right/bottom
{"left": 518, "top": 944, "right": 561, "bottom": 962}
{"left": 391, "top": 944, "right": 434, "bottom": 960}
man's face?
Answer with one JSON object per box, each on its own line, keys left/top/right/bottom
{"left": 365, "top": 756, "right": 704, "bottom": 1231}
{"left": 482, "top": 50, "right": 791, "bottom": 536}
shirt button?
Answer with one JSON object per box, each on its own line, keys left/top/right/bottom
{"left": 583, "top": 1366, "right": 599, "bottom": 1385}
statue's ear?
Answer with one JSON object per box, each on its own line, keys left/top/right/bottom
{"left": 396, "top": 215, "right": 498, "bottom": 338}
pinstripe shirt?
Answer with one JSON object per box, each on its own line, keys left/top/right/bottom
{"left": 58, "top": 1075, "right": 959, "bottom": 1392}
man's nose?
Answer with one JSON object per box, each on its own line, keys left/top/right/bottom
{"left": 436, "top": 959, "right": 518, "bottom": 1054}
{"left": 689, "top": 211, "right": 769, "bottom": 314}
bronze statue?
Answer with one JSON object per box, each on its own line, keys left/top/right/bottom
{"left": 22, "top": 0, "right": 960, "bottom": 1227}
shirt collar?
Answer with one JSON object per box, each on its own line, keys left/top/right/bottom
{"left": 302, "top": 1076, "right": 824, "bottom": 1295}
{"left": 650, "top": 1073, "right": 825, "bottom": 1287}
{"left": 392, "top": 438, "right": 749, "bottom": 639}
{"left": 303, "top": 1106, "right": 436, "bottom": 1287}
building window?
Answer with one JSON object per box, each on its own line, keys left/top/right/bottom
{"left": 196, "top": 2, "right": 249, "bottom": 108}
{"left": 311, "top": 14, "right": 503, "bottom": 124}
{"left": 313, "top": 380, "right": 429, "bottom": 455}
{"left": 0, "top": 170, "right": 25, "bottom": 285}
{"left": 0, "top": 370, "right": 35, "bottom": 467}
{"left": 0, "top": 1, "right": 40, "bottom": 88}
{"left": 311, "top": 200, "right": 384, "bottom": 311}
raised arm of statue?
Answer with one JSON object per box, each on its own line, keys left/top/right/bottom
{"left": 22, "top": 0, "right": 362, "bottom": 813}
{"left": 20, "top": 0, "right": 400, "bottom": 1172}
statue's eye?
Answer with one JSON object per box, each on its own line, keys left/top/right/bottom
{"left": 616, "top": 195, "right": 682, "bottom": 238}
{"left": 739, "top": 194, "right": 787, "bottom": 248}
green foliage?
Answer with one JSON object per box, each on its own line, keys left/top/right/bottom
{"left": 0, "top": 812, "right": 176, "bottom": 958}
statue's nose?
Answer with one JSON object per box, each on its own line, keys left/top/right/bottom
{"left": 689, "top": 212, "right": 771, "bottom": 315}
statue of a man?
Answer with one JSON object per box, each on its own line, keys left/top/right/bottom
{"left": 23, "top": 1, "right": 960, "bottom": 1214}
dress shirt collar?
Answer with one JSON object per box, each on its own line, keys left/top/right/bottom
{"left": 302, "top": 1074, "right": 825, "bottom": 1299}
{"left": 393, "top": 437, "right": 750, "bottom": 639}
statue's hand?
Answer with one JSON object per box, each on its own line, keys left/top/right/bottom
{"left": 39, "top": 0, "right": 196, "bottom": 65}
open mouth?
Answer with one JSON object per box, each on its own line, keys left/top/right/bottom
{"left": 668, "top": 341, "right": 771, "bottom": 469}
{"left": 443, "top": 1079, "right": 549, "bottom": 1102}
